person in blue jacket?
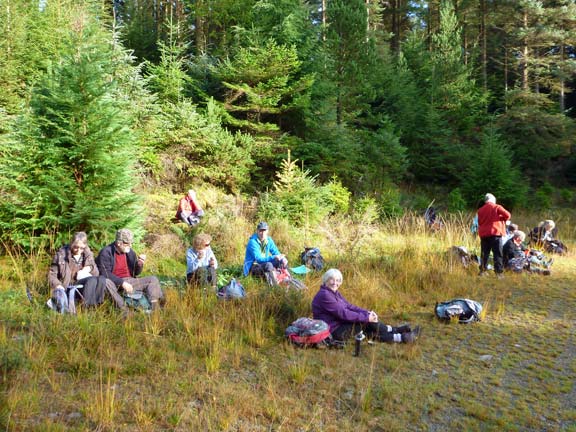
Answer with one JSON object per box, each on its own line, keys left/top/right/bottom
{"left": 243, "top": 221, "right": 288, "bottom": 286}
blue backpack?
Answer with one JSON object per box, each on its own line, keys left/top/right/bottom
{"left": 300, "top": 247, "right": 325, "bottom": 271}
{"left": 435, "top": 298, "right": 482, "bottom": 323}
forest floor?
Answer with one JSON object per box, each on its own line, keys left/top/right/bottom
{"left": 0, "top": 220, "right": 575, "bottom": 431}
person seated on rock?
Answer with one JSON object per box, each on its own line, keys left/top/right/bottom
{"left": 96, "top": 229, "right": 164, "bottom": 311}
{"left": 311, "top": 268, "right": 421, "bottom": 344}
{"left": 49, "top": 231, "right": 126, "bottom": 313}
{"left": 503, "top": 231, "right": 552, "bottom": 275}
{"left": 243, "top": 221, "right": 288, "bottom": 286}
{"left": 176, "top": 189, "right": 205, "bottom": 227}
{"left": 186, "top": 233, "right": 218, "bottom": 290}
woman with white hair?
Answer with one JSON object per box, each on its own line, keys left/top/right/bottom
{"left": 529, "top": 219, "right": 567, "bottom": 255}
{"left": 311, "top": 269, "right": 421, "bottom": 344}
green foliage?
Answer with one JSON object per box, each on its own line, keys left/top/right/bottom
{"left": 150, "top": 98, "right": 255, "bottom": 192}
{"left": 447, "top": 188, "right": 467, "bottom": 213}
{"left": 352, "top": 197, "right": 380, "bottom": 224}
{"left": 377, "top": 187, "right": 404, "bottom": 219}
{"left": 258, "top": 153, "right": 350, "bottom": 226}
{"left": 461, "top": 125, "right": 527, "bottom": 208}
{"left": 0, "top": 13, "right": 142, "bottom": 248}
{"left": 497, "top": 91, "right": 575, "bottom": 181}
{"left": 213, "top": 37, "right": 314, "bottom": 134}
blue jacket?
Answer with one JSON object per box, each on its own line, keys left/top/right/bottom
{"left": 311, "top": 285, "right": 370, "bottom": 332}
{"left": 243, "top": 233, "right": 281, "bottom": 276}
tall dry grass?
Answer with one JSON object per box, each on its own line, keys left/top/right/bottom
{"left": 0, "top": 190, "right": 574, "bottom": 430}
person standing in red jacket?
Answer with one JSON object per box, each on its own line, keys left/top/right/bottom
{"left": 477, "top": 193, "right": 511, "bottom": 276}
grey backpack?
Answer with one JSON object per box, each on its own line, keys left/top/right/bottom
{"left": 435, "top": 298, "right": 482, "bottom": 323}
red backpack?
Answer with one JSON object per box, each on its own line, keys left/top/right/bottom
{"left": 285, "top": 318, "right": 331, "bottom": 347}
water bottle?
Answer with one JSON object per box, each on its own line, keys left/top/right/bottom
{"left": 353, "top": 330, "right": 365, "bottom": 357}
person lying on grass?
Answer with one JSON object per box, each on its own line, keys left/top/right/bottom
{"left": 311, "top": 268, "right": 421, "bottom": 344}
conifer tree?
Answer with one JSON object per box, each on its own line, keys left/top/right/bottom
{"left": 0, "top": 10, "right": 141, "bottom": 248}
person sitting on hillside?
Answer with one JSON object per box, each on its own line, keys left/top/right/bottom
{"left": 96, "top": 229, "right": 164, "bottom": 311}
{"left": 528, "top": 219, "right": 567, "bottom": 255}
{"left": 176, "top": 189, "right": 205, "bottom": 227}
{"left": 311, "top": 268, "right": 421, "bottom": 344}
{"left": 49, "top": 231, "right": 127, "bottom": 313}
{"left": 243, "top": 221, "right": 288, "bottom": 286}
{"left": 186, "top": 233, "right": 218, "bottom": 290}
{"left": 503, "top": 230, "right": 552, "bottom": 275}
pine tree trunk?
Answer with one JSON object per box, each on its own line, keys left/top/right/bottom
{"left": 522, "top": 10, "right": 529, "bottom": 91}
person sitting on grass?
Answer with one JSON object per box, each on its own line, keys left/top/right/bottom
{"left": 186, "top": 233, "right": 218, "bottom": 290}
{"left": 243, "top": 221, "right": 288, "bottom": 286}
{"left": 311, "top": 268, "right": 421, "bottom": 344}
{"left": 49, "top": 231, "right": 127, "bottom": 313}
{"left": 503, "top": 231, "right": 552, "bottom": 275}
{"left": 176, "top": 189, "right": 205, "bottom": 227}
{"left": 529, "top": 219, "right": 567, "bottom": 255}
{"left": 96, "top": 229, "right": 164, "bottom": 311}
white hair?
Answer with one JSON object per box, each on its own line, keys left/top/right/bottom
{"left": 513, "top": 230, "right": 526, "bottom": 242}
{"left": 485, "top": 193, "right": 496, "bottom": 204}
{"left": 322, "top": 268, "right": 342, "bottom": 284}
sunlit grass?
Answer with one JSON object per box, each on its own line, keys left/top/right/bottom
{"left": 0, "top": 205, "right": 574, "bottom": 431}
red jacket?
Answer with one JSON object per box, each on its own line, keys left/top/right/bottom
{"left": 176, "top": 195, "right": 202, "bottom": 218}
{"left": 477, "top": 202, "right": 511, "bottom": 238}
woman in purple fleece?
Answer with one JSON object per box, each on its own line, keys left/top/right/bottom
{"left": 311, "top": 269, "right": 421, "bottom": 343}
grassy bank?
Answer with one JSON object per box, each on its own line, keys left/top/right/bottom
{"left": 1, "top": 191, "right": 575, "bottom": 431}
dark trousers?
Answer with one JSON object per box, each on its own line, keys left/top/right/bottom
{"left": 187, "top": 266, "right": 217, "bottom": 287}
{"left": 481, "top": 235, "right": 504, "bottom": 273}
{"left": 331, "top": 322, "right": 395, "bottom": 343}
{"left": 250, "top": 262, "right": 283, "bottom": 286}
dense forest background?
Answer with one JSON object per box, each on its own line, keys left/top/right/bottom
{"left": 1, "top": 0, "right": 575, "bottom": 247}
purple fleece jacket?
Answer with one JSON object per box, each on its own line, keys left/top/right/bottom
{"left": 311, "top": 285, "right": 370, "bottom": 332}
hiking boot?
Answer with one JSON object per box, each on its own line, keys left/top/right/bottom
{"left": 542, "top": 269, "right": 551, "bottom": 276}
{"left": 402, "top": 326, "right": 422, "bottom": 343}
{"left": 393, "top": 324, "right": 411, "bottom": 333}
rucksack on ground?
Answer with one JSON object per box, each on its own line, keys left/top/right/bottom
{"left": 275, "top": 268, "right": 307, "bottom": 290}
{"left": 300, "top": 247, "right": 325, "bottom": 271}
{"left": 217, "top": 278, "right": 246, "bottom": 299}
{"left": 123, "top": 291, "right": 152, "bottom": 312}
{"left": 285, "top": 317, "right": 332, "bottom": 347}
{"left": 435, "top": 298, "right": 482, "bottom": 323}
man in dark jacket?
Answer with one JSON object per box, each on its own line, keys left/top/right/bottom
{"left": 477, "top": 193, "right": 511, "bottom": 277}
{"left": 96, "top": 229, "right": 164, "bottom": 310}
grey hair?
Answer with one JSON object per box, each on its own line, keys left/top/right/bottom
{"left": 70, "top": 231, "right": 88, "bottom": 246}
{"left": 485, "top": 193, "right": 496, "bottom": 204}
{"left": 513, "top": 230, "right": 526, "bottom": 242}
{"left": 543, "top": 219, "right": 555, "bottom": 230}
{"left": 322, "top": 268, "right": 343, "bottom": 284}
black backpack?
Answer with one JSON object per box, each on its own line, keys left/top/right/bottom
{"left": 300, "top": 247, "right": 325, "bottom": 271}
{"left": 435, "top": 298, "right": 482, "bottom": 323}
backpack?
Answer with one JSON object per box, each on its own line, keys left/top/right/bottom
{"left": 285, "top": 317, "right": 332, "bottom": 347}
{"left": 217, "top": 278, "right": 246, "bottom": 299}
{"left": 123, "top": 291, "right": 152, "bottom": 312}
{"left": 435, "top": 298, "right": 482, "bottom": 323}
{"left": 275, "top": 268, "right": 307, "bottom": 290}
{"left": 300, "top": 247, "right": 325, "bottom": 271}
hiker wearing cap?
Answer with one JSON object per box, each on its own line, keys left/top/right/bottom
{"left": 312, "top": 269, "right": 421, "bottom": 343}
{"left": 176, "top": 189, "right": 205, "bottom": 226}
{"left": 477, "top": 193, "right": 511, "bottom": 277}
{"left": 96, "top": 229, "right": 164, "bottom": 310}
{"left": 49, "top": 231, "right": 127, "bottom": 312}
{"left": 243, "top": 222, "right": 288, "bottom": 286}
{"left": 186, "top": 233, "right": 218, "bottom": 289}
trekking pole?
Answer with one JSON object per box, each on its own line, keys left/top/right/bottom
{"left": 353, "top": 330, "right": 365, "bottom": 357}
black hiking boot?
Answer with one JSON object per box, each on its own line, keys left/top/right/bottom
{"left": 392, "top": 324, "right": 411, "bottom": 333}
{"left": 401, "top": 326, "right": 422, "bottom": 343}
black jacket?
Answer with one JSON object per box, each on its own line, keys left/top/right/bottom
{"left": 96, "top": 243, "right": 143, "bottom": 287}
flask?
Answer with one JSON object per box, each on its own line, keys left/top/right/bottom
{"left": 353, "top": 330, "right": 365, "bottom": 357}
